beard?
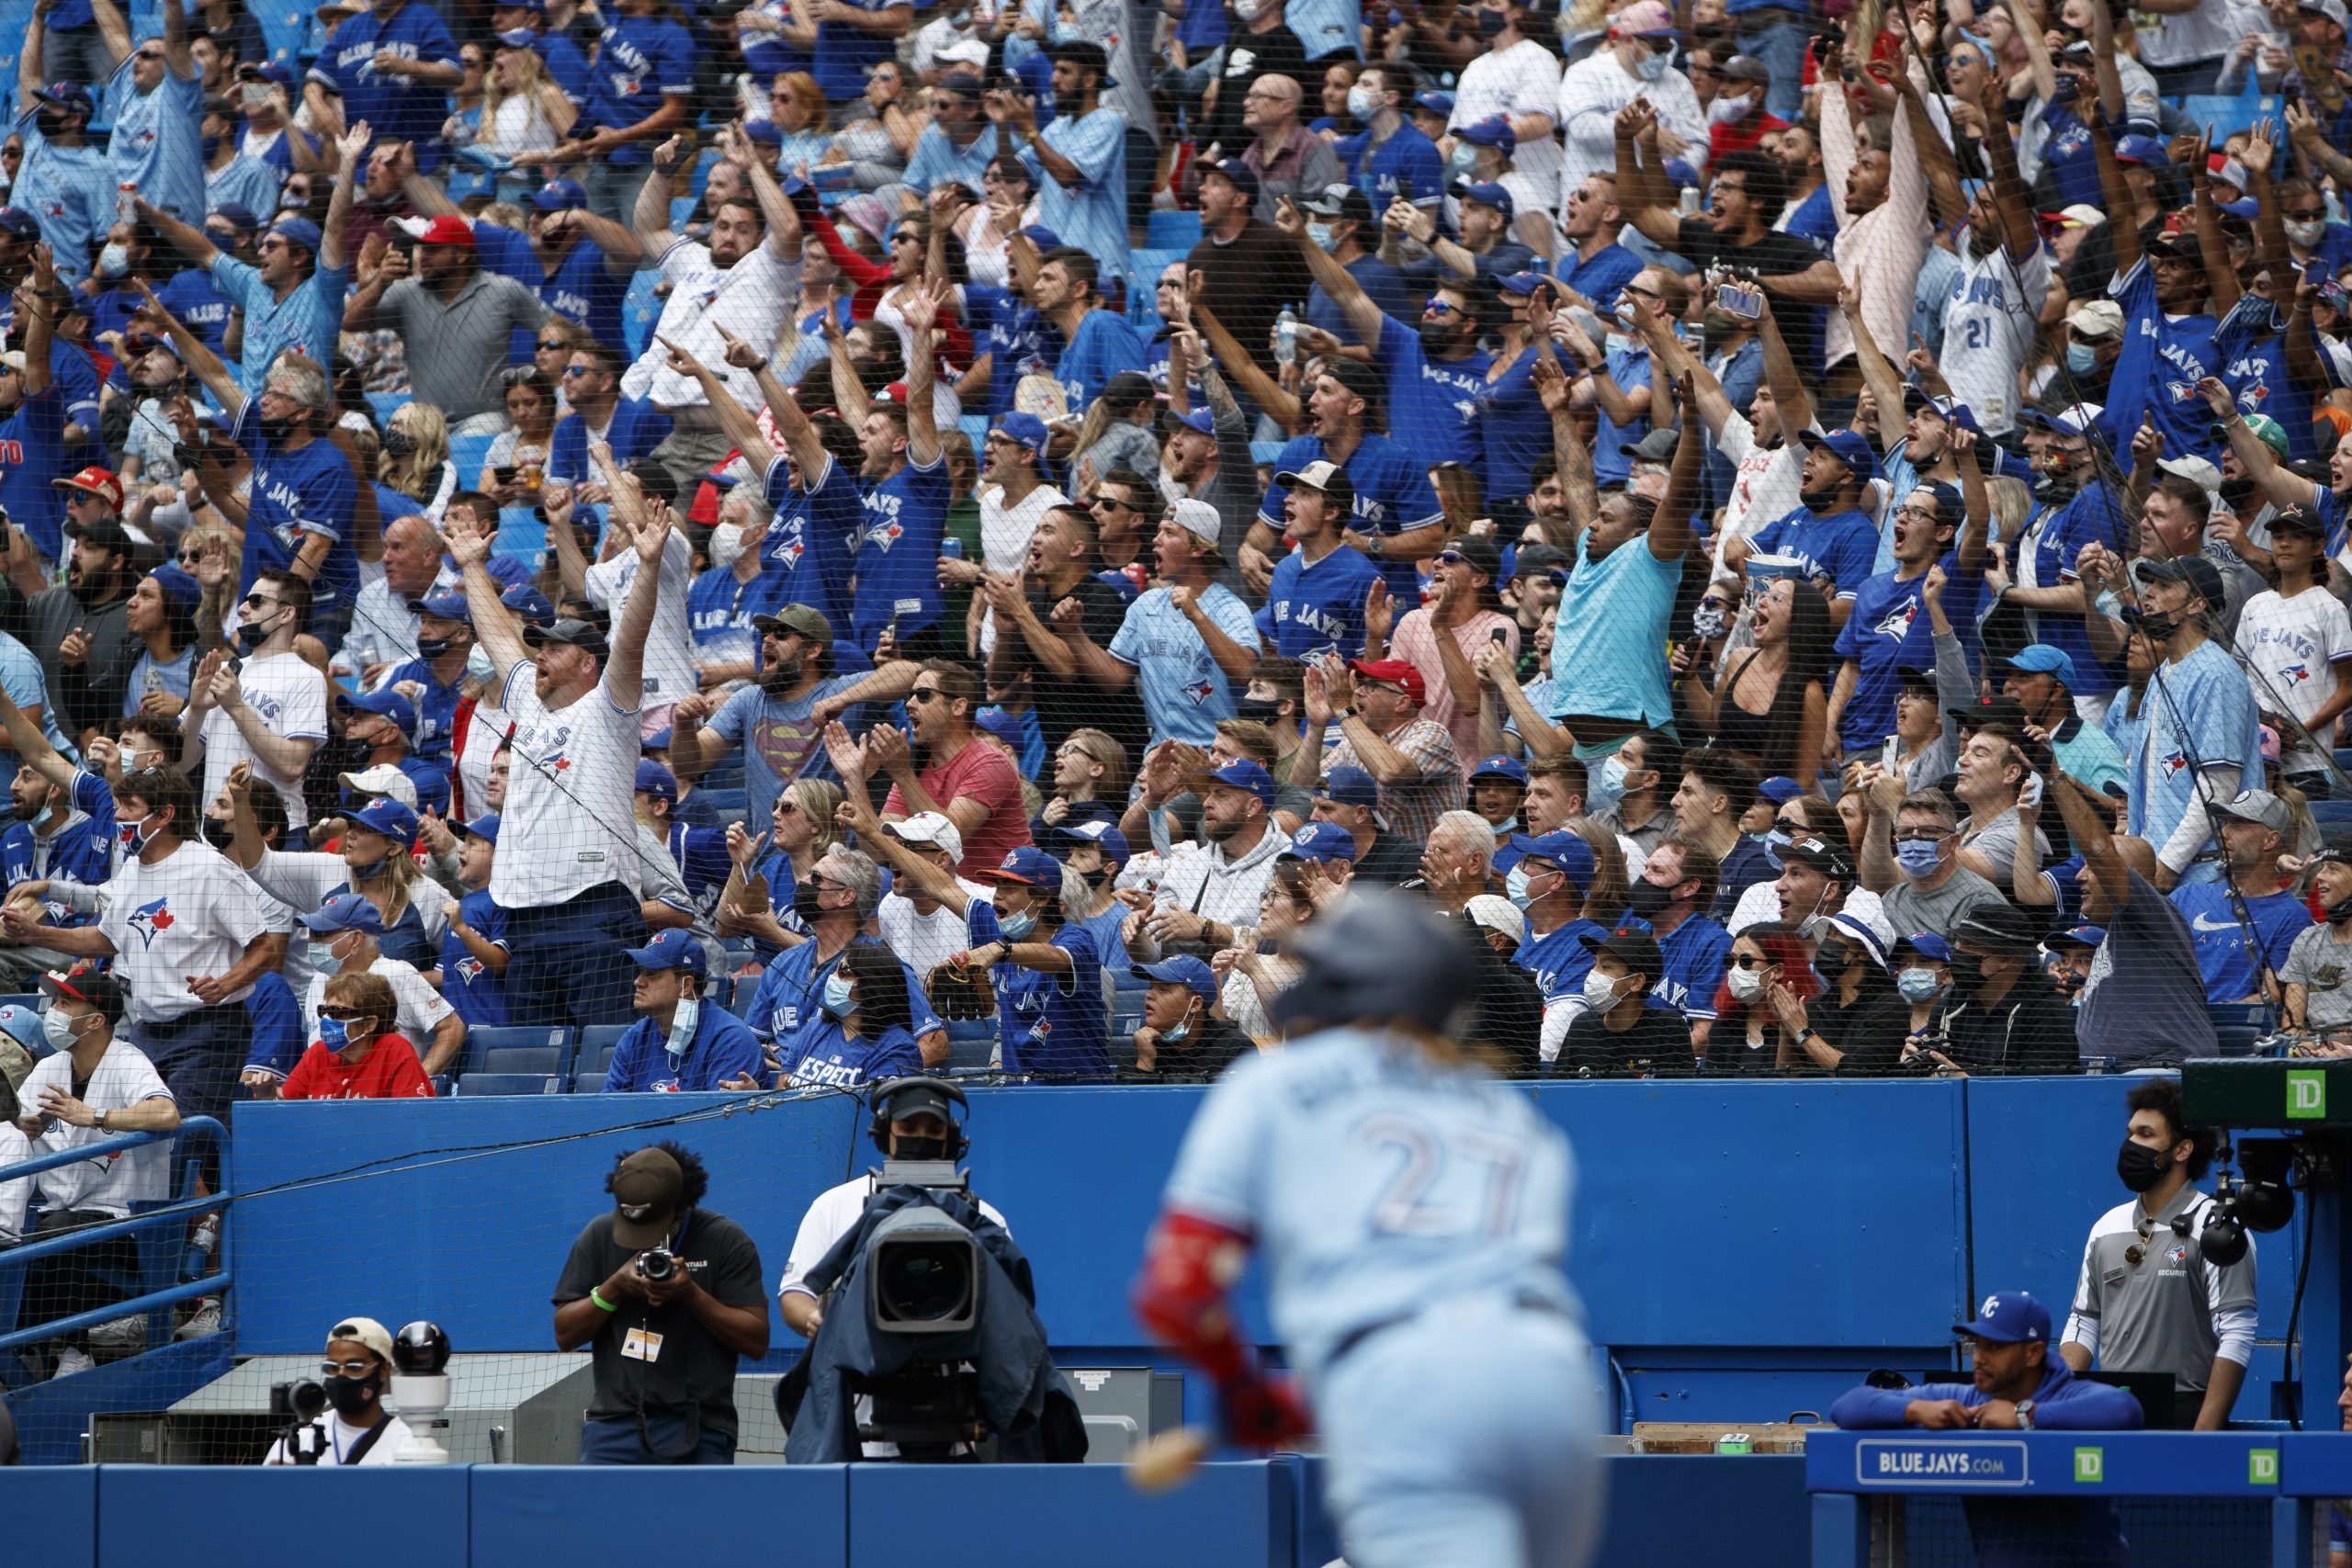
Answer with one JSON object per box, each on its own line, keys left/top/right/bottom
{"left": 760, "top": 652, "right": 806, "bottom": 696}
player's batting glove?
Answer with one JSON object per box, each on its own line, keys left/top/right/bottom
{"left": 1217, "top": 1371, "right": 1310, "bottom": 1450}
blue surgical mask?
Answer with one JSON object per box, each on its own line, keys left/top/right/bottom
{"left": 1308, "top": 220, "right": 1340, "bottom": 254}
{"left": 1592, "top": 756, "right": 1629, "bottom": 808}
{"left": 1894, "top": 838, "right": 1944, "bottom": 877}
{"left": 2065, "top": 343, "right": 2098, "bottom": 376}
{"left": 821, "top": 971, "right": 855, "bottom": 1018}
{"left": 664, "top": 995, "right": 700, "bottom": 1058}
{"left": 1449, "top": 142, "right": 1478, "bottom": 177}
{"left": 1761, "top": 828, "right": 1792, "bottom": 864}
{"left": 318, "top": 1014, "right": 352, "bottom": 1050}
{"left": 467, "top": 645, "right": 495, "bottom": 682}
{"left": 999, "top": 906, "right": 1038, "bottom": 942}
{"left": 1161, "top": 1005, "right": 1193, "bottom": 1044}
{"left": 309, "top": 940, "right": 341, "bottom": 976}
{"left": 350, "top": 854, "right": 392, "bottom": 880}
{"left": 1506, "top": 863, "right": 1541, "bottom": 910}
{"left": 1633, "top": 48, "right": 1668, "bottom": 80}
{"left": 1346, "top": 84, "right": 1377, "bottom": 120}
{"left": 1896, "top": 966, "right": 1945, "bottom": 1003}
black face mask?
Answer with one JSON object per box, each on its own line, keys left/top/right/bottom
{"left": 1235, "top": 696, "right": 1283, "bottom": 724}
{"left": 200, "top": 817, "right": 236, "bottom": 850}
{"left": 2220, "top": 476, "right": 2257, "bottom": 514}
{"left": 2324, "top": 887, "right": 2352, "bottom": 923}
{"left": 1813, "top": 935, "right": 1849, "bottom": 977}
{"left": 322, "top": 1372, "right": 381, "bottom": 1420}
{"left": 2122, "top": 605, "right": 2181, "bottom": 644}
{"left": 790, "top": 881, "right": 828, "bottom": 922}
{"left": 259, "top": 413, "right": 298, "bottom": 444}
{"left": 416, "top": 635, "right": 455, "bottom": 659}
{"left": 892, "top": 1134, "right": 948, "bottom": 1162}
{"left": 1625, "top": 878, "right": 1676, "bottom": 921}
{"left": 1476, "top": 5, "right": 1507, "bottom": 31}
{"left": 380, "top": 427, "right": 417, "bottom": 458}
{"left": 2116, "top": 1138, "right": 2173, "bottom": 1193}
{"left": 1799, "top": 482, "right": 1839, "bottom": 511}
{"left": 1947, "top": 950, "right": 1987, "bottom": 992}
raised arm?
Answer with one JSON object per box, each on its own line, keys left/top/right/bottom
{"left": 1534, "top": 357, "right": 1599, "bottom": 539}
{"left": 88, "top": 0, "right": 132, "bottom": 72}
{"left": 2197, "top": 376, "right": 2316, "bottom": 509}
{"left": 317, "top": 121, "right": 372, "bottom": 273}
{"left": 133, "top": 277, "right": 236, "bottom": 411}
{"left": 1756, "top": 289, "right": 1813, "bottom": 434}
{"left": 0, "top": 664, "right": 75, "bottom": 793}
{"left": 735, "top": 126, "right": 807, "bottom": 258}
{"left": 2052, "top": 767, "right": 2132, "bottom": 908}
{"left": 1838, "top": 283, "right": 1909, "bottom": 457}
{"left": 446, "top": 505, "right": 526, "bottom": 684}
{"left": 1974, "top": 68, "right": 2039, "bottom": 258}
{"left": 1650, "top": 371, "right": 1702, "bottom": 564}
{"left": 898, "top": 278, "right": 944, "bottom": 468}
{"left": 1272, "top": 197, "right": 1386, "bottom": 350}
{"left": 1193, "top": 293, "right": 1299, "bottom": 427}
{"left": 134, "top": 197, "right": 222, "bottom": 269}
{"left": 604, "top": 499, "right": 671, "bottom": 711}
{"left": 2004, "top": 0, "right": 2057, "bottom": 103}
{"left": 666, "top": 331, "right": 780, "bottom": 473}
{"left": 824, "top": 724, "right": 977, "bottom": 915}
{"left": 2088, "top": 113, "right": 2140, "bottom": 280}
{"left": 19, "top": 0, "right": 45, "bottom": 110}
{"left": 19, "top": 243, "right": 54, "bottom": 402}
{"left": 634, "top": 136, "right": 689, "bottom": 255}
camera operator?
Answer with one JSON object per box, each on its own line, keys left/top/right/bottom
{"left": 552, "top": 1143, "right": 771, "bottom": 1464}
{"left": 261, "top": 1316, "right": 420, "bottom": 1465}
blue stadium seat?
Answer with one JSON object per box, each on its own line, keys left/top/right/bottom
{"left": 944, "top": 1019, "right": 995, "bottom": 1070}
{"left": 1250, "top": 441, "right": 1287, "bottom": 468}
{"left": 495, "top": 504, "right": 547, "bottom": 568}
{"left": 571, "top": 1069, "right": 606, "bottom": 1093}
{"left": 958, "top": 413, "right": 992, "bottom": 452}
{"left": 367, "top": 391, "right": 411, "bottom": 425}
{"left": 1125, "top": 248, "right": 1188, "bottom": 329}
{"left": 447, "top": 431, "right": 498, "bottom": 491}
{"left": 2206, "top": 1002, "right": 2274, "bottom": 1057}
{"left": 481, "top": 1045, "right": 566, "bottom": 1076}
{"left": 457, "top": 1072, "right": 560, "bottom": 1095}
{"left": 702, "top": 787, "right": 749, "bottom": 824}
{"left": 1146, "top": 210, "right": 1203, "bottom": 248}
{"left": 2310, "top": 799, "right": 2352, "bottom": 827}
{"left": 2177, "top": 93, "right": 2278, "bottom": 141}
{"left": 462, "top": 1025, "right": 574, "bottom": 1077}
{"left": 577, "top": 1025, "right": 629, "bottom": 1084}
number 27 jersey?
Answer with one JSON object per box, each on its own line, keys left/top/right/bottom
{"left": 1161, "top": 1029, "right": 1579, "bottom": 1387}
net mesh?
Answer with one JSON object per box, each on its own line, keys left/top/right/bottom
{"left": 1878, "top": 1495, "right": 2279, "bottom": 1568}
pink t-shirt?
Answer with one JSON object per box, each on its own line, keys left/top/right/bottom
{"left": 1390, "top": 607, "right": 1519, "bottom": 774}
{"left": 884, "top": 739, "right": 1035, "bottom": 878}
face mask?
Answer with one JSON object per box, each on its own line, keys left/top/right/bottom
{"left": 322, "top": 1372, "right": 381, "bottom": 1420}
{"left": 241, "top": 82, "right": 270, "bottom": 108}
{"left": 318, "top": 1014, "right": 355, "bottom": 1050}
{"left": 2065, "top": 343, "right": 2099, "bottom": 376}
{"left": 379, "top": 426, "right": 417, "bottom": 458}
{"left": 201, "top": 818, "right": 236, "bottom": 850}
{"left": 1799, "top": 481, "right": 1839, "bottom": 510}
{"left": 1582, "top": 968, "right": 1625, "bottom": 1010}
{"left": 1308, "top": 221, "right": 1340, "bottom": 254}
{"left": 2125, "top": 607, "right": 2181, "bottom": 644}
{"left": 1235, "top": 696, "right": 1282, "bottom": 724}
{"left": 790, "top": 881, "right": 828, "bottom": 922}
{"left": 2116, "top": 1137, "right": 2172, "bottom": 1193}
{"left": 309, "top": 940, "right": 342, "bottom": 976}
{"left": 1448, "top": 142, "right": 1478, "bottom": 177}
{"left": 1626, "top": 878, "right": 1675, "bottom": 920}
{"left": 2325, "top": 886, "right": 2352, "bottom": 923}
{"left": 1161, "top": 1003, "right": 1194, "bottom": 1044}
{"left": 1706, "top": 92, "right": 1753, "bottom": 126}
{"left": 1813, "top": 934, "right": 1849, "bottom": 976}
{"left": 894, "top": 1134, "right": 949, "bottom": 1162}
{"left": 1896, "top": 966, "right": 1945, "bottom": 1003}
{"left": 416, "top": 635, "right": 454, "bottom": 659}
{"left": 350, "top": 853, "right": 392, "bottom": 881}
{"left": 41, "top": 1007, "right": 79, "bottom": 1052}
{"left": 2288, "top": 218, "right": 2326, "bottom": 248}
{"left": 1947, "top": 950, "right": 1987, "bottom": 993}
{"left": 234, "top": 606, "right": 280, "bottom": 656}
{"left": 1633, "top": 49, "right": 1668, "bottom": 79}
{"left": 1592, "top": 756, "right": 1629, "bottom": 808}
{"left": 119, "top": 814, "right": 160, "bottom": 855}
{"left": 998, "top": 905, "right": 1038, "bottom": 942}
{"left": 201, "top": 132, "right": 221, "bottom": 162}
{"left": 1232, "top": 0, "right": 1261, "bottom": 19}
{"left": 1691, "top": 604, "right": 1728, "bottom": 640}
{"left": 1726, "top": 964, "right": 1766, "bottom": 1002}
{"left": 1894, "top": 839, "right": 1943, "bottom": 877}
{"left": 96, "top": 243, "right": 129, "bottom": 279}
{"left": 1505, "top": 863, "right": 1545, "bottom": 910}
{"left": 709, "top": 521, "right": 746, "bottom": 570}
{"left": 1346, "top": 84, "right": 1377, "bottom": 119}
{"left": 1761, "top": 828, "right": 1792, "bottom": 865}
{"left": 1476, "top": 5, "right": 1507, "bottom": 32}
{"left": 258, "top": 413, "right": 296, "bottom": 445}
{"left": 664, "top": 994, "right": 700, "bottom": 1058}
{"left": 821, "top": 971, "right": 855, "bottom": 1018}
{"left": 466, "top": 645, "right": 495, "bottom": 682}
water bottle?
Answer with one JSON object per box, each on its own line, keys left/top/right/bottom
{"left": 1274, "top": 307, "right": 1298, "bottom": 367}
{"left": 117, "top": 183, "right": 136, "bottom": 227}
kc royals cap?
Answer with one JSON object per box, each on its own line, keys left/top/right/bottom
{"left": 1954, "top": 1290, "right": 2051, "bottom": 1344}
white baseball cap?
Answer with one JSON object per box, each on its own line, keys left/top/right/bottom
{"left": 2157, "top": 454, "right": 2223, "bottom": 494}
{"left": 2064, "top": 299, "right": 2125, "bottom": 340}
{"left": 1170, "top": 497, "right": 1221, "bottom": 550}
{"left": 888, "top": 810, "right": 965, "bottom": 864}
{"left": 326, "top": 1314, "right": 394, "bottom": 1364}
{"left": 338, "top": 762, "right": 419, "bottom": 809}
{"left": 1464, "top": 895, "right": 1526, "bottom": 946}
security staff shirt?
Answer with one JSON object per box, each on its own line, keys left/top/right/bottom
{"left": 2066, "top": 1183, "right": 2256, "bottom": 1397}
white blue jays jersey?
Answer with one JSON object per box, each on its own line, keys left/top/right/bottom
{"left": 1162, "top": 1029, "right": 1579, "bottom": 1389}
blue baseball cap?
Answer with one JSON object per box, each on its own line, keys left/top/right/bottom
{"left": 1280, "top": 820, "right": 1359, "bottom": 863}
{"left": 990, "top": 845, "right": 1063, "bottom": 886}
{"left": 622, "top": 927, "right": 707, "bottom": 976}
{"left": 2048, "top": 924, "right": 2107, "bottom": 951}
{"left": 1955, "top": 1290, "right": 2052, "bottom": 1345}
{"left": 1134, "top": 955, "right": 1218, "bottom": 1003}
{"left": 1468, "top": 753, "right": 1529, "bottom": 786}
{"left": 1412, "top": 90, "right": 1453, "bottom": 117}
{"left": 1998, "top": 644, "right": 2079, "bottom": 687}
{"left": 0, "top": 1001, "right": 43, "bottom": 1054}
{"left": 483, "top": 557, "right": 532, "bottom": 592}
{"left": 345, "top": 795, "right": 419, "bottom": 844}
{"left": 642, "top": 728, "right": 674, "bottom": 754}
{"left": 1196, "top": 756, "right": 1275, "bottom": 807}
{"left": 0, "top": 207, "right": 42, "bottom": 242}
{"left": 1508, "top": 830, "right": 1596, "bottom": 892}
{"left": 989, "top": 411, "right": 1049, "bottom": 456}
{"left": 1797, "top": 426, "right": 1881, "bottom": 486}
{"left": 1497, "top": 270, "right": 1548, "bottom": 297}
{"left": 1017, "top": 224, "right": 1064, "bottom": 251}
{"left": 409, "top": 584, "right": 469, "bottom": 621}
{"left": 301, "top": 891, "right": 388, "bottom": 935}
{"left": 1053, "top": 818, "right": 1129, "bottom": 863}
{"left": 207, "top": 202, "right": 259, "bottom": 235}
{"left": 149, "top": 562, "right": 201, "bottom": 612}
{"left": 495, "top": 27, "right": 540, "bottom": 46}
{"left": 1458, "top": 114, "right": 1515, "bottom": 153}
{"left": 2114, "top": 134, "right": 2171, "bottom": 167}
{"left": 338, "top": 684, "right": 417, "bottom": 741}
{"left": 1758, "top": 775, "right": 1804, "bottom": 806}
{"left": 634, "top": 760, "right": 678, "bottom": 802}
{"left": 1894, "top": 930, "right": 1952, "bottom": 964}
{"left": 32, "top": 80, "right": 92, "bottom": 113}
{"left": 531, "top": 178, "right": 586, "bottom": 212}
{"left": 1166, "top": 407, "right": 1215, "bottom": 436}
{"left": 501, "top": 583, "right": 556, "bottom": 626}
{"left": 270, "top": 216, "right": 322, "bottom": 255}
{"left": 1452, "top": 179, "right": 1514, "bottom": 220}
{"left": 454, "top": 812, "right": 500, "bottom": 844}
{"left": 743, "top": 118, "right": 784, "bottom": 147}
{"left": 1318, "top": 765, "right": 1381, "bottom": 811}
{"left": 975, "top": 706, "right": 1027, "bottom": 746}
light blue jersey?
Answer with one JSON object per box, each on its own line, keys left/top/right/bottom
{"left": 1161, "top": 1028, "right": 1579, "bottom": 1389}
{"left": 106, "top": 55, "right": 205, "bottom": 223}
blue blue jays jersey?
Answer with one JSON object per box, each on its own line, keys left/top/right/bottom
{"left": 235, "top": 398, "right": 358, "bottom": 620}
{"left": 1258, "top": 433, "right": 1444, "bottom": 604}
{"left": 776, "top": 1019, "right": 924, "bottom": 1089}
{"left": 1374, "top": 314, "right": 1491, "bottom": 479}
{"left": 1348, "top": 121, "right": 1442, "bottom": 211}
{"left": 761, "top": 454, "right": 864, "bottom": 661}
{"left": 854, "top": 453, "right": 952, "bottom": 653}
{"left": 1654, "top": 914, "right": 1733, "bottom": 1022}
{"left": 1257, "top": 541, "right": 1382, "bottom": 660}
{"left": 437, "top": 888, "right": 510, "bottom": 1028}
{"left": 1516, "top": 918, "right": 1608, "bottom": 1005}
{"left": 968, "top": 900, "right": 1109, "bottom": 1080}
{"left": 1747, "top": 506, "right": 1879, "bottom": 600}
{"left": 2216, "top": 293, "right": 2323, "bottom": 462}
{"left": 2102, "top": 259, "right": 2222, "bottom": 465}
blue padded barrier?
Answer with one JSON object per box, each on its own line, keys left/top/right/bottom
{"left": 473, "top": 1465, "right": 847, "bottom": 1565}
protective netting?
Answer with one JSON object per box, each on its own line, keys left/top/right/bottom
{"left": 1881, "top": 1495, "right": 2278, "bottom": 1567}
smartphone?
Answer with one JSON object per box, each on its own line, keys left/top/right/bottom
{"left": 2018, "top": 773, "right": 2044, "bottom": 812}
{"left": 1715, "top": 281, "right": 1764, "bottom": 321}
{"left": 1881, "top": 735, "right": 1900, "bottom": 772}
{"left": 1489, "top": 627, "right": 1509, "bottom": 647}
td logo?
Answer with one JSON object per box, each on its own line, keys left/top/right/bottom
{"left": 2074, "top": 1448, "right": 2104, "bottom": 1483}
{"left": 2288, "top": 1070, "right": 2327, "bottom": 1121}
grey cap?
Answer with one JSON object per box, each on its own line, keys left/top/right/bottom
{"left": 2214, "top": 787, "right": 2290, "bottom": 835}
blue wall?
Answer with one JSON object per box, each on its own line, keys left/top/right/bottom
{"left": 224, "top": 1077, "right": 2307, "bottom": 1424}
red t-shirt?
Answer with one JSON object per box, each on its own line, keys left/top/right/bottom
{"left": 280, "top": 1033, "right": 435, "bottom": 1100}
{"left": 882, "top": 738, "right": 1033, "bottom": 879}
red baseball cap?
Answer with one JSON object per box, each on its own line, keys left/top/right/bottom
{"left": 415, "top": 214, "right": 476, "bottom": 248}
{"left": 51, "top": 465, "right": 122, "bottom": 511}
{"left": 1346, "top": 658, "right": 1425, "bottom": 705}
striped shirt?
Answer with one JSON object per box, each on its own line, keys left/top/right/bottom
{"left": 1321, "top": 716, "right": 1464, "bottom": 847}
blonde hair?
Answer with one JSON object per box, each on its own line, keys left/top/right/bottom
{"left": 1063, "top": 727, "right": 1130, "bottom": 799}
{"left": 786, "top": 777, "right": 845, "bottom": 858}
{"left": 774, "top": 72, "right": 828, "bottom": 133}
{"left": 481, "top": 43, "right": 554, "bottom": 152}
{"left": 378, "top": 400, "right": 449, "bottom": 491}
{"left": 1569, "top": 815, "right": 1627, "bottom": 925}
{"left": 347, "top": 843, "right": 427, "bottom": 930}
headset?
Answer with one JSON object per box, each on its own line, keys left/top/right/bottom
{"left": 865, "top": 1075, "right": 970, "bottom": 1159}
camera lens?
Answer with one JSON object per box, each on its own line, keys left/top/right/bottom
{"left": 876, "top": 1240, "right": 974, "bottom": 1323}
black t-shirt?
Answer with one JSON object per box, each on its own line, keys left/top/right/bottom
{"left": 1120, "top": 1015, "right": 1254, "bottom": 1082}
{"left": 1351, "top": 829, "right": 1426, "bottom": 886}
{"left": 1674, "top": 217, "right": 1831, "bottom": 376}
{"left": 1189, "top": 219, "right": 1317, "bottom": 385}
{"left": 1022, "top": 575, "right": 1148, "bottom": 760}
{"left": 1204, "top": 24, "right": 1310, "bottom": 152}
{"left": 552, "top": 1208, "right": 768, "bottom": 1438}
{"left": 1557, "top": 1003, "right": 1696, "bottom": 1077}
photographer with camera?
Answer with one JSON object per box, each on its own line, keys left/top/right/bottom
{"left": 552, "top": 1142, "right": 771, "bottom": 1464}
{"left": 261, "top": 1316, "right": 421, "bottom": 1465}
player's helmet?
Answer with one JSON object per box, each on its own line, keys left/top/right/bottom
{"left": 1267, "top": 890, "right": 1480, "bottom": 1035}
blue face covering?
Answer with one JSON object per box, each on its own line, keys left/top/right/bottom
{"left": 318, "top": 1015, "right": 352, "bottom": 1050}
{"left": 998, "top": 906, "right": 1038, "bottom": 942}
{"left": 821, "top": 972, "right": 855, "bottom": 1019}
{"left": 1591, "top": 756, "right": 1629, "bottom": 809}
{"left": 1894, "top": 839, "right": 1944, "bottom": 877}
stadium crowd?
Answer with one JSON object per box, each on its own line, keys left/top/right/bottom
{"left": 0, "top": 0, "right": 2351, "bottom": 1366}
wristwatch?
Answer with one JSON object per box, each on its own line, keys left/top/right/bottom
{"left": 96, "top": 1108, "right": 108, "bottom": 1131}
{"left": 1335, "top": 705, "right": 1358, "bottom": 722}
{"left": 2014, "top": 1398, "right": 2035, "bottom": 1429}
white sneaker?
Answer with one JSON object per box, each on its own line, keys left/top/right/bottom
{"left": 86, "top": 1314, "right": 146, "bottom": 1348}
{"left": 175, "top": 1299, "right": 221, "bottom": 1341}
{"left": 51, "top": 1347, "right": 95, "bottom": 1378}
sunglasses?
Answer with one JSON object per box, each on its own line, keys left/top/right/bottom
{"left": 1731, "top": 953, "right": 1771, "bottom": 969}
{"left": 560, "top": 364, "right": 591, "bottom": 377}
{"left": 908, "top": 687, "right": 943, "bottom": 704}
{"left": 1424, "top": 300, "right": 1461, "bottom": 317}
{"left": 241, "top": 593, "right": 279, "bottom": 609}
{"left": 321, "top": 1359, "right": 376, "bottom": 1377}
{"left": 2124, "top": 1219, "right": 2156, "bottom": 1268}
{"left": 320, "top": 1007, "right": 369, "bottom": 1021}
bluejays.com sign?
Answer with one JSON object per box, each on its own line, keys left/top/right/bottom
{"left": 1855, "top": 1439, "right": 2033, "bottom": 1488}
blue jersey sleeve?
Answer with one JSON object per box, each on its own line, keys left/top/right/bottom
{"left": 1826, "top": 520, "right": 1879, "bottom": 598}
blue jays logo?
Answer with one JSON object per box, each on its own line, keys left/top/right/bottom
{"left": 2282, "top": 661, "right": 2312, "bottom": 686}
{"left": 456, "top": 956, "right": 486, "bottom": 983}
{"left": 868, "top": 521, "right": 903, "bottom": 551}
{"left": 126, "top": 897, "right": 175, "bottom": 948}
{"left": 2162, "top": 748, "right": 2190, "bottom": 778}
{"left": 2165, "top": 380, "right": 2204, "bottom": 405}
{"left": 1183, "top": 677, "right": 1216, "bottom": 706}
{"left": 2166, "top": 1243, "right": 2188, "bottom": 1265}
{"left": 1872, "top": 601, "right": 1917, "bottom": 640}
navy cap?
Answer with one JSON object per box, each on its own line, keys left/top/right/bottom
{"left": 454, "top": 812, "right": 501, "bottom": 844}
{"left": 1955, "top": 1290, "right": 2052, "bottom": 1345}
{"left": 531, "top": 178, "right": 587, "bottom": 212}
{"left": 149, "top": 562, "right": 202, "bottom": 612}
{"left": 1508, "top": 830, "right": 1596, "bottom": 891}
{"left": 622, "top": 928, "right": 707, "bottom": 976}
{"left": 1894, "top": 930, "right": 1953, "bottom": 963}
{"left": 990, "top": 845, "right": 1063, "bottom": 886}
{"left": 1201, "top": 157, "right": 1260, "bottom": 202}
{"left": 1196, "top": 756, "right": 1275, "bottom": 807}
{"left": 301, "top": 891, "right": 388, "bottom": 935}
{"left": 1280, "top": 820, "right": 1359, "bottom": 863}
{"left": 0, "top": 207, "right": 41, "bottom": 242}
{"left": 501, "top": 583, "right": 556, "bottom": 626}
{"left": 1757, "top": 775, "right": 1804, "bottom": 805}
{"left": 1053, "top": 818, "right": 1129, "bottom": 863}
{"left": 2114, "top": 134, "right": 2172, "bottom": 167}
{"left": 1797, "top": 426, "right": 1881, "bottom": 486}
{"left": 346, "top": 795, "right": 419, "bottom": 844}
{"left": 1134, "top": 955, "right": 1217, "bottom": 1003}
{"left": 409, "top": 584, "right": 470, "bottom": 622}
{"left": 2133, "top": 553, "right": 2226, "bottom": 608}
{"left": 1497, "top": 270, "right": 1548, "bottom": 297}
{"left": 634, "top": 760, "right": 678, "bottom": 802}
{"left": 1016, "top": 223, "right": 1063, "bottom": 251}
{"left": 1452, "top": 178, "right": 1514, "bottom": 219}
{"left": 1412, "top": 90, "right": 1454, "bottom": 117}
{"left": 1457, "top": 114, "right": 1515, "bottom": 153}
{"left": 743, "top": 118, "right": 784, "bottom": 148}
{"left": 2046, "top": 924, "right": 2106, "bottom": 951}
{"left": 32, "top": 80, "right": 92, "bottom": 113}
{"left": 338, "top": 684, "right": 418, "bottom": 742}
{"left": 975, "top": 706, "right": 1027, "bottom": 746}
{"left": 1467, "top": 753, "right": 1529, "bottom": 786}
{"left": 1318, "top": 765, "right": 1380, "bottom": 810}
{"left": 990, "top": 411, "right": 1049, "bottom": 454}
